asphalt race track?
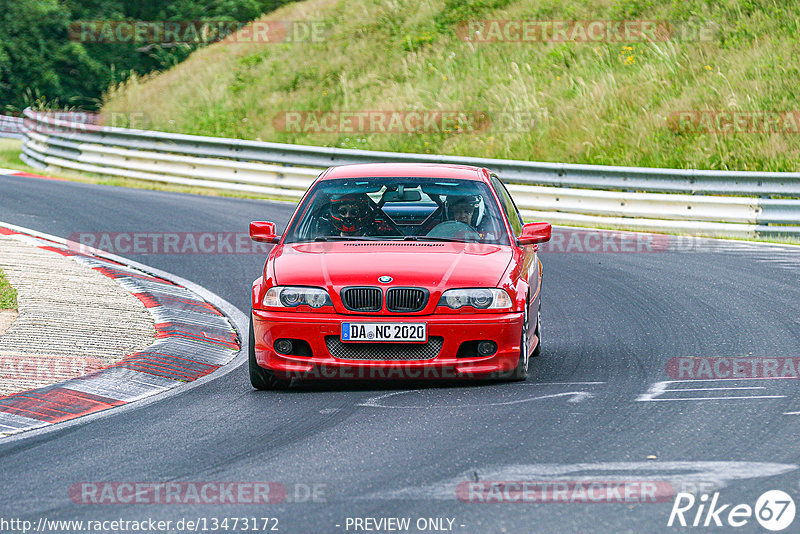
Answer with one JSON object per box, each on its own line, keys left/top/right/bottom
{"left": 1, "top": 173, "right": 799, "bottom": 533}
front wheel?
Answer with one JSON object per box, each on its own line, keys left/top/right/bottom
{"left": 249, "top": 315, "right": 292, "bottom": 390}
{"left": 531, "top": 301, "right": 542, "bottom": 358}
{"left": 508, "top": 301, "right": 530, "bottom": 381}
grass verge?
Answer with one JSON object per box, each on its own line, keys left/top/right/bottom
{"left": 0, "top": 269, "right": 17, "bottom": 310}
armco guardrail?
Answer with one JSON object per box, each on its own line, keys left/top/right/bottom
{"left": 16, "top": 108, "right": 800, "bottom": 237}
{"left": 0, "top": 115, "right": 23, "bottom": 139}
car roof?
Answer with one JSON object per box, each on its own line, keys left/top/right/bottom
{"left": 318, "top": 163, "right": 492, "bottom": 182}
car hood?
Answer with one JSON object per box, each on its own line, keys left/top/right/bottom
{"left": 272, "top": 241, "right": 512, "bottom": 290}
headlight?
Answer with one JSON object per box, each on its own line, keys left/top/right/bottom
{"left": 263, "top": 286, "right": 332, "bottom": 308}
{"left": 438, "top": 289, "right": 512, "bottom": 310}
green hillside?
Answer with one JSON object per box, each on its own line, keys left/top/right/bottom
{"left": 102, "top": 0, "right": 800, "bottom": 172}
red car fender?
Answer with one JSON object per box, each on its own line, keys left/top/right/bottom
{"left": 530, "top": 257, "right": 543, "bottom": 301}
{"left": 252, "top": 278, "right": 264, "bottom": 310}
{"left": 495, "top": 247, "right": 527, "bottom": 313}
{"left": 253, "top": 248, "right": 281, "bottom": 309}
{"left": 513, "top": 282, "right": 528, "bottom": 312}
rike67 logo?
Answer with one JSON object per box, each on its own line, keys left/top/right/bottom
{"left": 668, "top": 490, "right": 796, "bottom": 531}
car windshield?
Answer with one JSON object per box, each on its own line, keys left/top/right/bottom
{"left": 283, "top": 177, "right": 510, "bottom": 245}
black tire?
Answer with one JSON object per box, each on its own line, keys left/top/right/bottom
{"left": 249, "top": 315, "right": 292, "bottom": 390}
{"left": 508, "top": 300, "right": 530, "bottom": 381}
{"left": 531, "top": 300, "right": 542, "bottom": 358}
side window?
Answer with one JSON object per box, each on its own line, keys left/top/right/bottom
{"left": 490, "top": 175, "right": 523, "bottom": 237}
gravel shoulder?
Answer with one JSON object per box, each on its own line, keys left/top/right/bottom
{"left": 0, "top": 234, "right": 155, "bottom": 396}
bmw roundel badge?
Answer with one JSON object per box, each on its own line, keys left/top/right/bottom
{"left": 378, "top": 276, "right": 393, "bottom": 284}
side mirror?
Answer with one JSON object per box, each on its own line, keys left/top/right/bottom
{"left": 250, "top": 221, "right": 280, "bottom": 243}
{"left": 517, "top": 222, "right": 551, "bottom": 246}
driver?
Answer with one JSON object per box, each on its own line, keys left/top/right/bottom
{"left": 328, "top": 193, "right": 375, "bottom": 236}
{"left": 447, "top": 194, "right": 480, "bottom": 228}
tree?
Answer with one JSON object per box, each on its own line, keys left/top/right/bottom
{"left": 0, "top": 0, "right": 105, "bottom": 110}
{"left": 0, "top": 0, "right": 294, "bottom": 111}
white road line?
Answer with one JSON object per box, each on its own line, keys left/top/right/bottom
{"left": 637, "top": 380, "right": 787, "bottom": 402}
{"left": 358, "top": 391, "right": 594, "bottom": 409}
{"left": 674, "top": 387, "right": 766, "bottom": 392}
{"left": 644, "top": 396, "right": 785, "bottom": 401}
{"left": 522, "top": 381, "right": 606, "bottom": 386}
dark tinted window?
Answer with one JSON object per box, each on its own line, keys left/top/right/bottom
{"left": 490, "top": 174, "right": 523, "bottom": 237}
{"left": 284, "top": 177, "right": 510, "bottom": 245}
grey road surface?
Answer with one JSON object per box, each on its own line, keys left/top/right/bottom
{"left": 1, "top": 174, "right": 799, "bottom": 534}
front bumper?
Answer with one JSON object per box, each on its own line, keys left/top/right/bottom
{"left": 251, "top": 309, "right": 524, "bottom": 379}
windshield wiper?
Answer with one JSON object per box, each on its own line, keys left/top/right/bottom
{"left": 312, "top": 235, "right": 396, "bottom": 242}
{"left": 412, "top": 236, "right": 473, "bottom": 243}
{"left": 306, "top": 235, "right": 466, "bottom": 243}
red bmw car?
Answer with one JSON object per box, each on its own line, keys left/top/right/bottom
{"left": 248, "top": 163, "right": 551, "bottom": 389}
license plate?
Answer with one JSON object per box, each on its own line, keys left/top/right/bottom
{"left": 341, "top": 322, "right": 427, "bottom": 342}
